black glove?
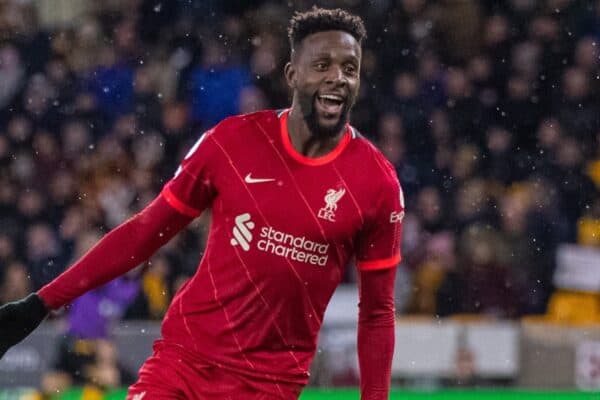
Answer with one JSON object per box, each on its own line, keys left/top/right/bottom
{"left": 0, "top": 293, "right": 49, "bottom": 359}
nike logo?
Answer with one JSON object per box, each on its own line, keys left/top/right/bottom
{"left": 132, "top": 392, "right": 146, "bottom": 400}
{"left": 245, "top": 173, "right": 275, "bottom": 184}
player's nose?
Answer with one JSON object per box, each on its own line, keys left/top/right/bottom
{"left": 324, "top": 65, "right": 345, "bottom": 85}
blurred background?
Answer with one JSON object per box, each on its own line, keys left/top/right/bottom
{"left": 1, "top": 0, "right": 600, "bottom": 398}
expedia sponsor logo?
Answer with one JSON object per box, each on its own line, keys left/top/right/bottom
{"left": 390, "top": 211, "right": 404, "bottom": 223}
{"left": 231, "top": 213, "right": 329, "bottom": 266}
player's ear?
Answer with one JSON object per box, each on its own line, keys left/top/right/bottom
{"left": 284, "top": 61, "right": 296, "bottom": 89}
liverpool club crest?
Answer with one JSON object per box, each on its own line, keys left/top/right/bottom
{"left": 317, "top": 188, "right": 346, "bottom": 222}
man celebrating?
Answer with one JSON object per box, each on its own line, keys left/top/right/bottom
{"left": 0, "top": 8, "right": 403, "bottom": 400}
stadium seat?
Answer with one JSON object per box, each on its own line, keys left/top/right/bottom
{"left": 544, "top": 290, "right": 600, "bottom": 325}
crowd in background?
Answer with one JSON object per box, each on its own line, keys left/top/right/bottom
{"left": 0, "top": 0, "right": 600, "bottom": 391}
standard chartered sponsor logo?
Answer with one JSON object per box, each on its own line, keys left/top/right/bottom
{"left": 257, "top": 226, "right": 329, "bottom": 266}
{"left": 230, "top": 213, "right": 329, "bottom": 266}
{"left": 230, "top": 213, "right": 255, "bottom": 251}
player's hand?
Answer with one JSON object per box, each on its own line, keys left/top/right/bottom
{"left": 0, "top": 293, "right": 49, "bottom": 359}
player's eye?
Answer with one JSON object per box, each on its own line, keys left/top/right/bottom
{"left": 314, "top": 62, "right": 328, "bottom": 71}
{"left": 344, "top": 64, "right": 357, "bottom": 76}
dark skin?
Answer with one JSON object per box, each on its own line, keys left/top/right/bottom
{"left": 284, "top": 30, "right": 361, "bottom": 158}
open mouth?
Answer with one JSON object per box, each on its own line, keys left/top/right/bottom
{"left": 315, "top": 93, "right": 345, "bottom": 116}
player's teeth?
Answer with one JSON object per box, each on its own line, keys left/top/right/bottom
{"left": 319, "top": 95, "right": 343, "bottom": 102}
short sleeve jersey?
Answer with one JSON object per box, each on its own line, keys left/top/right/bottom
{"left": 160, "top": 109, "right": 403, "bottom": 385}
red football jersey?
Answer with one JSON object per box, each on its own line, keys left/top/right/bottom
{"left": 160, "top": 109, "right": 403, "bottom": 386}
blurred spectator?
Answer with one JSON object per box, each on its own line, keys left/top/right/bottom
{"left": 500, "top": 75, "right": 541, "bottom": 148}
{"left": 573, "top": 36, "right": 599, "bottom": 72}
{"left": 436, "top": 224, "right": 524, "bottom": 318}
{"left": 557, "top": 67, "right": 599, "bottom": 148}
{"left": 86, "top": 46, "right": 135, "bottom": 120}
{"left": 407, "top": 232, "right": 455, "bottom": 315}
{"left": 445, "top": 68, "right": 481, "bottom": 141}
{"left": 453, "top": 178, "right": 493, "bottom": 233}
{"left": 578, "top": 198, "right": 600, "bottom": 246}
{"left": 124, "top": 252, "right": 181, "bottom": 320}
{"left": 42, "top": 336, "right": 135, "bottom": 395}
{"left": 415, "top": 186, "right": 448, "bottom": 234}
{"left": 66, "top": 230, "right": 140, "bottom": 339}
{"left": 482, "top": 126, "right": 516, "bottom": 183}
{"left": 433, "top": 0, "right": 483, "bottom": 64}
{"left": 0, "top": 261, "right": 31, "bottom": 303}
{"left": 25, "top": 222, "right": 65, "bottom": 288}
{"left": 552, "top": 136, "right": 598, "bottom": 236}
{"left": 0, "top": 44, "right": 24, "bottom": 114}
{"left": 0, "top": 233, "right": 17, "bottom": 269}
{"left": 42, "top": 229, "right": 137, "bottom": 395}
{"left": 187, "top": 38, "right": 251, "bottom": 127}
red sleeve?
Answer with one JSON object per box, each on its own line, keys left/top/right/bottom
{"left": 37, "top": 195, "right": 193, "bottom": 309}
{"left": 356, "top": 160, "right": 404, "bottom": 271}
{"left": 358, "top": 267, "right": 396, "bottom": 400}
{"left": 162, "top": 129, "right": 217, "bottom": 216}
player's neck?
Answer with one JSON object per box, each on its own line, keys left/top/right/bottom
{"left": 286, "top": 107, "right": 346, "bottom": 158}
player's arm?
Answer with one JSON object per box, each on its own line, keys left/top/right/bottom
{"left": 355, "top": 158, "right": 404, "bottom": 400}
{"left": 358, "top": 266, "right": 397, "bottom": 400}
{"left": 38, "top": 194, "right": 193, "bottom": 309}
{"left": 0, "top": 194, "right": 193, "bottom": 359}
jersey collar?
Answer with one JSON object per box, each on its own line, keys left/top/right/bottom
{"left": 279, "top": 109, "right": 351, "bottom": 166}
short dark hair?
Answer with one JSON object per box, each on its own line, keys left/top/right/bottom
{"left": 287, "top": 7, "right": 367, "bottom": 51}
